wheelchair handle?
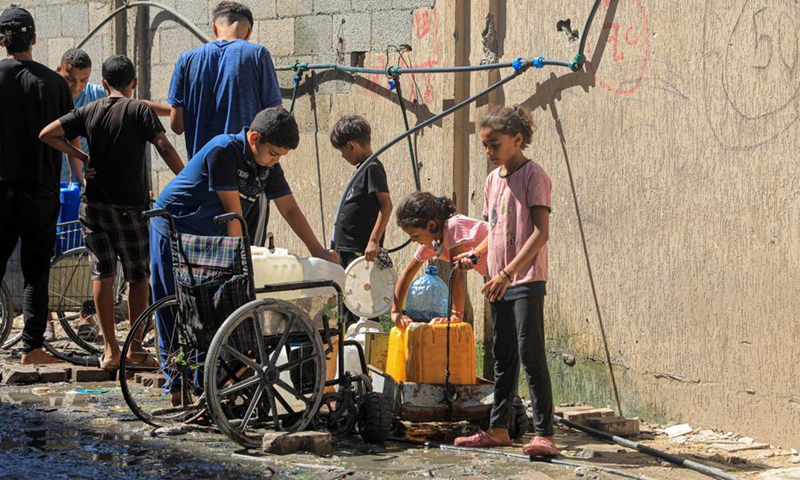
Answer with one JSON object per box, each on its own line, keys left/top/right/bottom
{"left": 214, "top": 213, "right": 251, "bottom": 241}
{"left": 142, "top": 208, "right": 175, "bottom": 231}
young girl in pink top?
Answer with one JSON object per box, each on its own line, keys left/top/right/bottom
{"left": 453, "top": 105, "right": 558, "bottom": 457}
{"left": 390, "top": 192, "right": 489, "bottom": 329}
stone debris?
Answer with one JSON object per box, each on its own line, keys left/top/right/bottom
{"left": 756, "top": 467, "right": 800, "bottom": 479}
{"left": 656, "top": 423, "right": 693, "bottom": 438}
{"left": 263, "top": 431, "right": 333, "bottom": 455}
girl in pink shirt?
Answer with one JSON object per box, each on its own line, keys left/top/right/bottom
{"left": 390, "top": 192, "right": 489, "bottom": 329}
{"left": 453, "top": 105, "right": 558, "bottom": 457}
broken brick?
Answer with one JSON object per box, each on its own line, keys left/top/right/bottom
{"left": 263, "top": 431, "right": 333, "bottom": 455}
{"left": 590, "top": 416, "right": 640, "bottom": 438}
{"left": 138, "top": 373, "right": 166, "bottom": 389}
{"left": 38, "top": 367, "right": 69, "bottom": 383}
{"left": 562, "top": 407, "right": 616, "bottom": 425}
{"left": 2, "top": 365, "right": 39, "bottom": 384}
{"left": 72, "top": 367, "right": 116, "bottom": 382}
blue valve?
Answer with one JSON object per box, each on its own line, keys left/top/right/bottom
{"left": 532, "top": 56, "right": 546, "bottom": 69}
{"left": 512, "top": 57, "right": 525, "bottom": 72}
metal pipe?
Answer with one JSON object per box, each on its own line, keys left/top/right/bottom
{"left": 555, "top": 416, "right": 743, "bottom": 480}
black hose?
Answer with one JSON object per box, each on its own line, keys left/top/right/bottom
{"left": 77, "top": 1, "right": 212, "bottom": 49}
{"left": 387, "top": 437, "right": 654, "bottom": 480}
{"left": 578, "top": 0, "right": 603, "bottom": 64}
{"left": 555, "top": 416, "right": 743, "bottom": 480}
{"left": 331, "top": 67, "right": 528, "bottom": 248}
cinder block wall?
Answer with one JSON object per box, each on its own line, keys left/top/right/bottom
{"left": 5, "top": 0, "right": 798, "bottom": 448}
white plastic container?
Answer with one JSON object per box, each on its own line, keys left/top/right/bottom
{"left": 251, "top": 246, "right": 346, "bottom": 300}
{"left": 340, "top": 318, "right": 383, "bottom": 376}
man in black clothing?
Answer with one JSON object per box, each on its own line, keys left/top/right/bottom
{"left": 0, "top": 6, "right": 73, "bottom": 364}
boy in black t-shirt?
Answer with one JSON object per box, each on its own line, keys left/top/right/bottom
{"left": 40, "top": 55, "right": 184, "bottom": 371}
{"left": 330, "top": 116, "right": 393, "bottom": 322}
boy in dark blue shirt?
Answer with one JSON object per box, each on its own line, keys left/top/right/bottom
{"left": 151, "top": 108, "right": 338, "bottom": 403}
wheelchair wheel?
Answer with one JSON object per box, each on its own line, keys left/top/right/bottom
{"left": 120, "top": 295, "right": 205, "bottom": 426}
{"left": 48, "top": 248, "right": 129, "bottom": 355}
{"left": 0, "top": 281, "right": 13, "bottom": 348}
{"left": 204, "top": 298, "right": 326, "bottom": 448}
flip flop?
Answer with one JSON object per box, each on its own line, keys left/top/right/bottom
{"left": 99, "top": 357, "right": 120, "bottom": 372}
{"left": 126, "top": 354, "right": 160, "bottom": 370}
{"left": 453, "top": 430, "right": 512, "bottom": 448}
{"left": 522, "top": 436, "right": 559, "bottom": 457}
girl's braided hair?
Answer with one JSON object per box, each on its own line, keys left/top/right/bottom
{"left": 479, "top": 104, "right": 537, "bottom": 150}
{"left": 396, "top": 192, "right": 456, "bottom": 230}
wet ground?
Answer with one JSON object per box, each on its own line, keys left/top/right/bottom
{"left": 0, "top": 348, "right": 796, "bottom": 479}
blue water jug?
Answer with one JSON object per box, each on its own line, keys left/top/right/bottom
{"left": 404, "top": 265, "right": 449, "bottom": 321}
{"left": 56, "top": 182, "right": 83, "bottom": 254}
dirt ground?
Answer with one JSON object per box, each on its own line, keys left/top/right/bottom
{"left": 0, "top": 344, "right": 797, "bottom": 480}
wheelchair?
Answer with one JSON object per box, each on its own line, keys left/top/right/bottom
{"left": 119, "top": 209, "right": 392, "bottom": 448}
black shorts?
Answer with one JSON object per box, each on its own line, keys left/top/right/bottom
{"left": 79, "top": 201, "right": 149, "bottom": 283}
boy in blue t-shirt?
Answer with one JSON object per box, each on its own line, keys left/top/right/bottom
{"left": 151, "top": 108, "right": 338, "bottom": 402}
{"left": 168, "top": 2, "right": 282, "bottom": 246}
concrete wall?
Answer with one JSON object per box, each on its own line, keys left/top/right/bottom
{"left": 6, "top": 0, "right": 798, "bottom": 447}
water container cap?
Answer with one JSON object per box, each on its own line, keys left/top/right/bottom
{"left": 424, "top": 265, "right": 439, "bottom": 275}
{"left": 343, "top": 256, "right": 398, "bottom": 318}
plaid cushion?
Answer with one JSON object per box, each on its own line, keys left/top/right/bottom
{"left": 172, "top": 233, "right": 254, "bottom": 350}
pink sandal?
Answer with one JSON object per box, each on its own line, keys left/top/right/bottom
{"left": 454, "top": 430, "right": 512, "bottom": 448}
{"left": 522, "top": 436, "right": 559, "bottom": 457}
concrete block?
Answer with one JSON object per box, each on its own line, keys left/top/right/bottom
{"left": 138, "top": 373, "right": 167, "bottom": 389}
{"left": 361, "top": 0, "right": 393, "bottom": 11}
{"left": 240, "top": 0, "right": 277, "bottom": 20}
{"left": 160, "top": 28, "right": 203, "bottom": 65}
{"left": 36, "top": 5, "right": 62, "bottom": 38}
{"left": 176, "top": 0, "right": 209, "bottom": 28}
{"left": 38, "top": 367, "right": 70, "bottom": 383}
{"left": 371, "top": 10, "right": 413, "bottom": 51}
{"left": 333, "top": 13, "right": 370, "bottom": 53}
{"left": 61, "top": 3, "right": 89, "bottom": 37}
{"left": 294, "top": 15, "right": 333, "bottom": 55}
{"left": 47, "top": 37, "right": 76, "bottom": 71}
{"left": 72, "top": 367, "right": 115, "bottom": 383}
{"left": 263, "top": 431, "right": 333, "bottom": 455}
{"left": 561, "top": 407, "right": 615, "bottom": 425}
{"left": 277, "top": 0, "right": 313, "bottom": 17}
{"left": 314, "top": 0, "right": 350, "bottom": 14}
{"left": 258, "top": 18, "right": 295, "bottom": 57}
{"left": 589, "top": 416, "right": 640, "bottom": 438}
{"left": 394, "top": 0, "right": 435, "bottom": 8}
{"left": 1, "top": 365, "right": 39, "bottom": 384}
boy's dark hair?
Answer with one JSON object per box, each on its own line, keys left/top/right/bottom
{"left": 101, "top": 55, "right": 136, "bottom": 90}
{"left": 479, "top": 104, "right": 537, "bottom": 150}
{"left": 0, "top": 6, "right": 35, "bottom": 54}
{"left": 330, "top": 115, "right": 372, "bottom": 149}
{"left": 396, "top": 192, "right": 456, "bottom": 230}
{"left": 213, "top": 1, "right": 254, "bottom": 27}
{"left": 61, "top": 48, "right": 92, "bottom": 70}
{"left": 250, "top": 108, "right": 300, "bottom": 150}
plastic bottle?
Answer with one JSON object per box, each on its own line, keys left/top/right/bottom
{"left": 403, "top": 265, "right": 449, "bottom": 321}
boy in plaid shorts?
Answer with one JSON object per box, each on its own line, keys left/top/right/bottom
{"left": 40, "top": 55, "right": 184, "bottom": 370}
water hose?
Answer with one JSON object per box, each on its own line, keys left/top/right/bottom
{"left": 77, "top": 1, "right": 212, "bottom": 49}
